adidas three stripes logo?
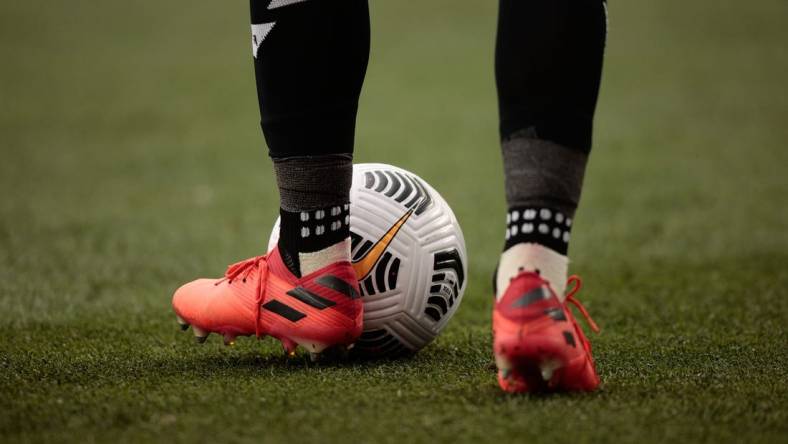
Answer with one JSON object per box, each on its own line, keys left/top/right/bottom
{"left": 261, "top": 275, "right": 359, "bottom": 322}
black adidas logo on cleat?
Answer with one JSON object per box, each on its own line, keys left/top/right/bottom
{"left": 544, "top": 307, "right": 567, "bottom": 321}
{"left": 287, "top": 287, "right": 336, "bottom": 309}
{"left": 262, "top": 275, "right": 358, "bottom": 322}
{"left": 315, "top": 275, "right": 360, "bottom": 299}
{"left": 262, "top": 299, "right": 306, "bottom": 322}
{"left": 512, "top": 287, "right": 548, "bottom": 308}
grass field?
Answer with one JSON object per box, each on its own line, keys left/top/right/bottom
{"left": 1, "top": 0, "right": 787, "bottom": 442}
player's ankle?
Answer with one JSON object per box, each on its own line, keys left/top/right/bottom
{"left": 497, "top": 205, "right": 572, "bottom": 298}
{"left": 278, "top": 206, "right": 351, "bottom": 276}
{"left": 496, "top": 133, "right": 587, "bottom": 299}
{"left": 273, "top": 155, "right": 353, "bottom": 277}
{"left": 497, "top": 237, "right": 569, "bottom": 298}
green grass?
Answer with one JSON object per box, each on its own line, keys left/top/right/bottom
{"left": 1, "top": 0, "right": 787, "bottom": 442}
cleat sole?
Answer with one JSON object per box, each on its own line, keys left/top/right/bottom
{"left": 309, "top": 344, "right": 351, "bottom": 363}
{"left": 494, "top": 350, "right": 565, "bottom": 393}
{"left": 275, "top": 336, "right": 353, "bottom": 360}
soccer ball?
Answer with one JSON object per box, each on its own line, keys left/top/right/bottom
{"left": 268, "top": 163, "right": 467, "bottom": 357}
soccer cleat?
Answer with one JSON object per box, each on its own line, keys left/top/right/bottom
{"left": 493, "top": 272, "right": 600, "bottom": 393}
{"left": 171, "top": 245, "right": 363, "bottom": 357}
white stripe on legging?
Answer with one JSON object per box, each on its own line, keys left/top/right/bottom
{"left": 268, "top": 0, "right": 308, "bottom": 10}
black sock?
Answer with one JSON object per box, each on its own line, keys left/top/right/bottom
{"left": 502, "top": 135, "right": 588, "bottom": 214}
{"left": 274, "top": 155, "right": 352, "bottom": 277}
{"left": 500, "top": 136, "right": 587, "bottom": 256}
{"left": 278, "top": 204, "right": 350, "bottom": 277}
{"left": 504, "top": 206, "right": 572, "bottom": 255}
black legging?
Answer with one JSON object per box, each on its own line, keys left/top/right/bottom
{"left": 250, "top": 0, "right": 369, "bottom": 158}
{"left": 496, "top": 0, "right": 606, "bottom": 153}
{"left": 251, "top": 0, "right": 606, "bottom": 158}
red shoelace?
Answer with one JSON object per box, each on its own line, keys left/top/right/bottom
{"left": 565, "top": 275, "right": 600, "bottom": 333}
{"left": 215, "top": 255, "right": 269, "bottom": 338}
{"left": 564, "top": 275, "right": 600, "bottom": 356}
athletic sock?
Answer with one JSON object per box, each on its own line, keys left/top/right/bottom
{"left": 494, "top": 0, "right": 606, "bottom": 300}
{"left": 495, "top": 136, "right": 588, "bottom": 300}
{"left": 497, "top": 206, "right": 572, "bottom": 299}
{"left": 274, "top": 155, "right": 353, "bottom": 277}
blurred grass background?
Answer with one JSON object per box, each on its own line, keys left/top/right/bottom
{"left": 1, "top": 1, "right": 786, "bottom": 443}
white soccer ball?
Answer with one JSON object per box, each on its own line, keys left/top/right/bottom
{"left": 268, "top": 163, "right": 467, "bottom": 357}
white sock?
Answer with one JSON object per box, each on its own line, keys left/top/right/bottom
{"left": 496, "top": 243, "right": 569, "bottom": 301}
{"left": 298, "top": 238, "right": 352, "bottom": 276}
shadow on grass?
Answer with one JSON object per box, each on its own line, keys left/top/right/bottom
{"left": 2, "top": 322, "right": 439, "bottom": 386}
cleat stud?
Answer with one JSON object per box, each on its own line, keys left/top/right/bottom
{"left": 540, "top": 367, "right": 553, "bottom": 381}
{"left": 539, "top": 359, "right": 561, "bottom": 382}
{"left": 193, "top": 326, "right": 209, "bottom": 343}
{"left": 280, "top": 338, "right": 298, "bottom": 356}
{"left": 176, "top": 315, "right": 190, "bottom": 331}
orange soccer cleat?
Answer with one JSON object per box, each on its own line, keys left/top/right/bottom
{"left": 493, "top": 272, "right": 600, "bottom": 393}
{"left": 172, "top": 245, "right": 363, "bottom": 358}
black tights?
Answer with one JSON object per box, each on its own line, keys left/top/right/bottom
{"left": 251, "top": 0, "right": 606, "bottom": 157}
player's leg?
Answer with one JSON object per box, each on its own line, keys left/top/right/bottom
{"left": 254, "top": 0, "right": 370, "bottom": 278}
{"left": 172, "top": 0, "right": 370, "bottom": 355}
{"left": 492, "top": 0, "right": 607, "bottom": 392}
